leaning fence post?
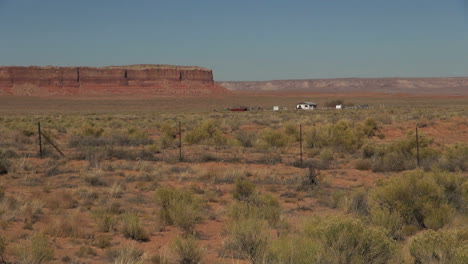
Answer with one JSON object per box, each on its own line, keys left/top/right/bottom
{"left": 416, "top": 126, "right": 420, "bottom": 168}
{"left": 38, "top": 122, "right": 43, "bottom": 158}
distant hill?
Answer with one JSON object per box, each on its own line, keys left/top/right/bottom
{"left": 219, "top": 77, "right": 468, "bottom": 95}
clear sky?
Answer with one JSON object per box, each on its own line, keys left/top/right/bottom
{"left": 1, "top": 0, "right": 468, "bottom": 81}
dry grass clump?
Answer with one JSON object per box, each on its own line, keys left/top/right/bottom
{"left": 120, "top": 212, "right": 149, "bottom": 242}
{"left": 154, "top": 186, "right": 207, "bottom": 235}
{"left": 46, "top": 213, "right": 89, "bottom": 238}
{"left": 106, "top": 245, "right": 146, "bottom": 264}
{"left": 171, "top": 235, "right": 204, "bottom": 264}
{"left": 14, "top": 233, "right": 54, "bottom": 264}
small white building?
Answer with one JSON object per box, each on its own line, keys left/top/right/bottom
{"left": 296, "top": 102, "right": 317, "bottom": 110}
{"left": 336, "top": 104, "right": 343, "bottom": 109}
{"left": 273, "top": 106, "right": 280, "bottom": 111}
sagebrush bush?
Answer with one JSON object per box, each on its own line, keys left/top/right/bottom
{"left": 265, "top": 235, "right": 320, "bottom": 264}
{"left": 172, "top": 236, "right": 203, "bottom": 264}
{"left": 184, "top": 119, "right": 227, "bottom": 146}
{"left": 232, "top": 179, "right": 256, "bottom": 202}
{"left": 15, "top": 233, "right": 54, "bottom": 264}
{"left": 121, "top": 213, "right": 149, "bottom": 242}
{"left": 370, "top": 132, "right": 438, "bottom": 172}
{"left": 228, "top": 194, "right": 282, "bottom": 227}
{"left": 111, "top": 245, "right": 146, "bottom": 264}
{"left": 409, "top": 228, "right": 468, "bottom": 264}
{"left": 256, "top": 128, "right": 291, "bottom": 149}
{"left": 306, "top": 120, "right": 364, "bottom": 153}
{"left": 439, "top": 143, "right": 468, "bottom": 171}
{"left": 369, "top": 170, "right": 466, "bottom": 238}
{"left": 303, "top": 216, "right": 395, "bottom": 264}
{"left": 93, "top": 208, "right": 118, "bottom": 232}
{"left": 224, "top": 218, "right": 270, "bottom": 263}
{"left": 154, "top": 187, "right": 205, "bottom": 234}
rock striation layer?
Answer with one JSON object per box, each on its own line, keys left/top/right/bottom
{"left": 0, "top": 65, "right": 228, "bottom": 96}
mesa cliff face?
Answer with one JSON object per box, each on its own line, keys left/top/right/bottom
{"left": 0, "top": 65, "right": 228, "bottom": 96}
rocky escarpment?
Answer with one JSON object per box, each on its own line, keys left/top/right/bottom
{"left": 220, "top": 78, "right": 468, "bottom": 95}
{"left": 0, "top": 65, "right": 228, "bottom": 96}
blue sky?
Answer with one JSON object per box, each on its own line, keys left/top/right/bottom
{"left": 1, "top": 0, "right": 468, "bottom": 81}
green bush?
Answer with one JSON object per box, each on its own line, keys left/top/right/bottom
{"left": 306, "top": 120, "right": 364, "bottom": 153}
{"left": 15, "top": 233, "right": 54, "bottom": 264}
{"left": 154, "top": 187, "right": 205, "bottom": 234}
{"left": 369, "top": 170, "right": 465, "bottom": 238}
{"left": 265, "top": 235, "right": 320, "bottom": 264}
{"left": 184, "top": 119, "right": 227, "bottom": 146}
{"left": 224, "top": 218, "right": 269, "bottom": 263}
{"left": 439, "top": 143, "right": 468, "bottom": 171}
{"left": 256, "top": 128, "right": 291, "bottom": 149}
{"left": 370, "top": 133, "right": 438, "bottom": 172}
{"left": 409, "top": 228, "right": 468, "bottom": 264}
{"left": 232, "top": 179, "right": 256, "bottom": 202}
{"left": 228, "top": 193, "right": 281, "bottom": 226}
{"left": 92, "top": 208, "right": 118, "bottom": 232}
{"left": 303, "top": 216, "right": 395, "bottom": 264}
{"left": 121, "top": 213, "right": 149, "bottom": 242}
{"left": 171, "top": 236, "right": 203, "bottom": 264}
{"left": 361, "top": 117, "right": 378, "bottom": 137}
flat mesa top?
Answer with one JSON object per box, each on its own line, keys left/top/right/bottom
{"left": 1, "top": 64, "right": 210, "bottom": 71}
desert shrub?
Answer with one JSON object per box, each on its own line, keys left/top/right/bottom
{"left": 408, "top": 228, "right": 468, "bottom": 264}
{"left": 69, "top": 128, "right": 153, "bottom": 148}
{"left": 224, "top": 218, "right": 270, "bottom": 263}
{"left": 361, "top": 117, "right": 378, "bottom": 137}
{"left": 232, "top": 179, "right": 256, "bottom": 202}
{"left": 306, "top": 120, "right": 364, "bottom": 153}
{"left": 346, "top": 190, "right": 370, "bottom": 216}
{"left": 228, "top": 193, "right": 281, "bottom": 226}
{"left": 256, "top": 128, "right": 291, "bottom": 150}
{"left": 0, "top": 156, "right": 10, "bottom": 175}
{"left": 354, "top": 159, "right": 371, "bottom": 170}
{"left": 93, "top": 208, "right": 118, "bottom": 232}
{"left": 46, "top": 213, "right": 88, "bottom": 238}
{"left": 109, "top": 246, "right": 146, "bottom": 264}
{"left": 121, "top": 212, "right": 149, "bottom": 242}
{"left": 234, "top": 130, "right": 257, "bottom": 148}
{"left": 15, "top": 233, "right": 54, "bottom": 264}
{"left": 369, "top": 170, "right": 465, "bottom": 238}
{"left": 299, "top": 166, "right": 320, "bottom": 189}
{"left": 439, "top": 143, "right": 468, "bottom": 171}
{"left": 265, "top": 235, "right": 320, "bottom": 264}
{"left": 284, "top": 123, "right": 300, "bottom": 141}
{"left": 319, "top": 147, "right": 334, "bottom": 162}
{"left": 303, "top": 216, "right": 395, "bottom": 264}
{"left": 370, "top": 133, "right": 438, "bottom": 172}
{"left": 171, "top": 236, "right": 203, "bottom": 264}
{"left": 154, "top": 187, "right": 206, "bottom": 234}
{"left": 184, "top": 119, "right": 227, "bottom": 146}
